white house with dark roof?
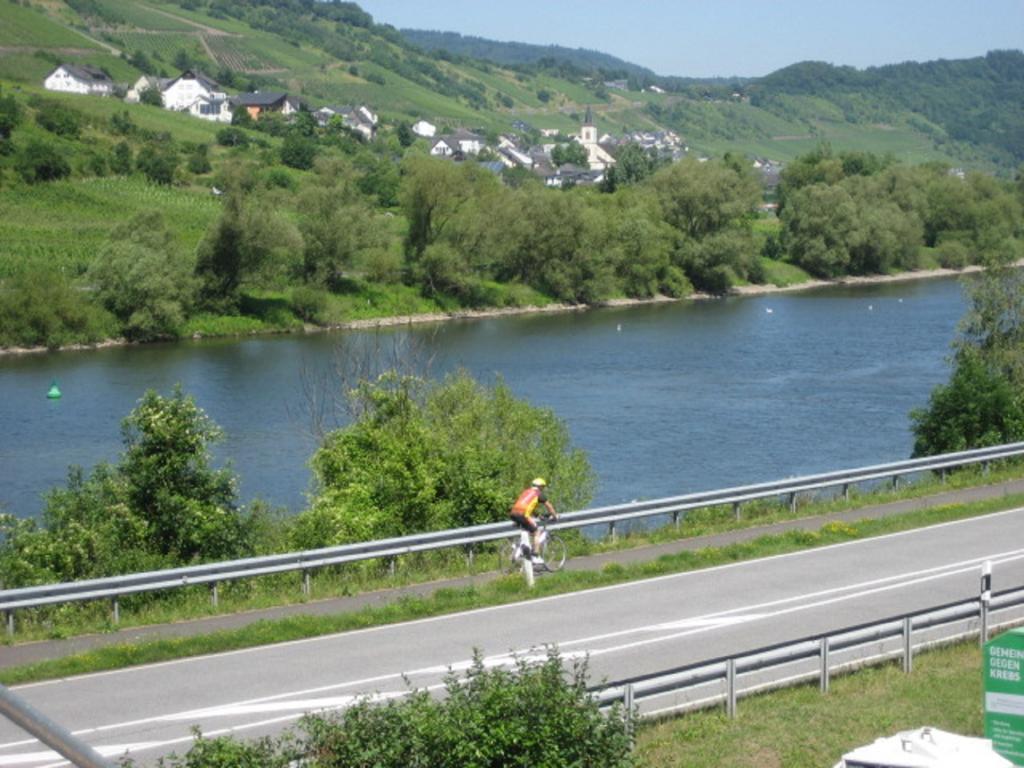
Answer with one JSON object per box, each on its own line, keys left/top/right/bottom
{"left": 186, "top": 95, "right": 233, "bottom": 123}
{"left": 44, "top": 64, "right": 113, "bottom": 96}
{"left": 430, "top": 136, "right": 458, "bottom": 157}
{"left": 161, "top": 70, "right": 226, "bottom": 111}
{"left": 313, "top": 104, "right": 377, "bottom": 139}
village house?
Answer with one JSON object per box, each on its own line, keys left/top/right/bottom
{"left": 429, "top": 136, "right": 458, "bottom": 158}
{"left": 124, "top": 75, "right": 170, "bottom": 103}
{"left": 411, "top": 119, "right": 437, "bottom": 138}
{"left": 430, "top": 128, "right": 485, "bottom": 157}
{"left": 543, "top": 163, "right": 604, "bottom": 188}
{"left": 497, "top": 144, "right": 534, "bottom": 169}
{"left": 44, "top": 64, "right": 114, "bottom": 96}
{"left": 232, "top": 91, "right": 300, "bottom": 120}
{"left": 313, "top": 104, "right": 377, "bottom": 139}
{"left": 161, "top": 70, "right": 226, "bottom": 112}
{"left": 186, "top": 94, "right": 233, "bottom": 123}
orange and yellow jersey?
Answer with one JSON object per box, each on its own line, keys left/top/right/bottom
{"left": 512, "top": 486, "right": 547, "bottom": 519}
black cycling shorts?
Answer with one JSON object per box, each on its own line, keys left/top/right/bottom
{"left": 510, "top": 512, "right": 538, "bottom": 533}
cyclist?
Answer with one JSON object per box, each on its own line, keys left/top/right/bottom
{"left": 509, "top": 477, "right": 557, "bottom": 564}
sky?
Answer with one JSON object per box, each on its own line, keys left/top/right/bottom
{"left": 354, "top": 0, "right": 1024, "bottom": 79}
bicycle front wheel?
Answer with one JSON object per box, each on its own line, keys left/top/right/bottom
{"left": 541, "top": 535, "right": 567, "bottom": 572}
{"left": 505, "top": 537, "right": 522, "bottom": 573}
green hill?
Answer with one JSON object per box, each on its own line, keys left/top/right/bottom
{"left": 0, "top": 0, "right": 1020, "bottom": 170}
{"left": 399, "top": 28, "right": 656, "bottom": 79}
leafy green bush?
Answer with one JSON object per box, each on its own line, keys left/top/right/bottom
{"left": 293, "top": 370, "right": 594, "bottom": 548}
{"left": 153, "top": 650, "right": 632, "bottom": 767}
{"left": 136, "top": 143, "right": 178, "bottom": 185}
{"left": 936, "top": 239, "right": 970, "bottom": 269}
{"left": 280, "top": 133, "right": 317, "bottom": 170}
{"left": 289, "top": 285, "right": 329, "bottom": 323}
{"left": 16, "top": 138, "right": 71, "bottom": 183}
{"left": 87, "top": 212, "right": 196, "bottom": 341}
{"left": 911, "top": 349, "right": 1024, "bottom": 455}
{"left": 0, "top": 269, "right": 115, "bottom": 348}
{"left": 33, "top": 99, "right": 82, "bottom": 138}
{"left": 0, "top": 387, "right": 269, "bottom": 585}
{"left": 0, "top": 88, "right": 22, "bottom": 140}
{"left": 216, "top": 126, "right": 249, "bottom": 147}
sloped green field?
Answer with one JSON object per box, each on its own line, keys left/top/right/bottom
{"left": 0, "top": 2, "right": 100, "bottom": 48}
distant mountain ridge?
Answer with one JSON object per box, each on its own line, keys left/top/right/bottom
{"left": 751, "top": 50, "right": 1024, "bottom": 164}
{"left": 400, "top": 29, "right": 655, "bottom": 78}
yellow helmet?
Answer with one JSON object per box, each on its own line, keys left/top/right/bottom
{"left": 531, "top": 477, "right": 547, "bottom": 487}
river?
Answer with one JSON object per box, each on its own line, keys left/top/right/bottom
{"left": 0, "top": 277, "right": 967, "bottom": 518}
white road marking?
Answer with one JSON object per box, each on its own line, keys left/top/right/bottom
{"left": 16, "top": 506, "right": 1022, "bottom": 692}
{"left": 3, "top": 513, "right": 1023, "bottom": 765}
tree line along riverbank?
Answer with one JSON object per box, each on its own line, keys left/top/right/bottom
{"left": 0, "top": 263, "right": 1003, "bottom": 357}
{"left": 2, "top": 83, "right": 1022, "bottom": 353}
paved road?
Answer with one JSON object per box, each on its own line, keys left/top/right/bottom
{"left": 2, "top": 506, "right": 1022, "bottom": 766}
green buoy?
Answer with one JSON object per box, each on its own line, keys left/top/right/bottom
{"left": 46, "top": 380, "right": 62, "bottom": 399}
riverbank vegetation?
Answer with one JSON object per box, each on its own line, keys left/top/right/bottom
{"left": 1, "top": 80, "right": 1021, "bottom": 351}
{"left": 911, "top": 245, "right": 1024, "bottom": 454}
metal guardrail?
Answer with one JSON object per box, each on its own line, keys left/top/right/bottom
{"left": 2, "top": 442, "right": 1023, "bottom": 634}
{"left": 593, "top": 584, "right": 1024, "bottom": 720}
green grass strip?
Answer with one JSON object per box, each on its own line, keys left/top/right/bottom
{"left": 635, "top": 639, "right": 986, "bottom": 767}
{"left": 2, "top": 491, "right": 1021, "bottom": 686}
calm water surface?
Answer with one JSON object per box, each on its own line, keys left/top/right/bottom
{"left": 0, "top": 278, "right": 966, "bottom": 517}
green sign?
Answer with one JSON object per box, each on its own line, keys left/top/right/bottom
{"left": 986, "top": 629, "right": 1024, "bottom": 764}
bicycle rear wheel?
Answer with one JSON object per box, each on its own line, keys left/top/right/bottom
{"left": 540, "top": 535, "right": 567, "bottom": 572}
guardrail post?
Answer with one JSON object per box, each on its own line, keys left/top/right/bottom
{"left": 388, "top": 557, "right": 397, "bottom": 578}
{"left": 111, "top": 596, "right": 119, "bottom": 626}
{"left": 302, "top": 569, "right": 311, "bottom": 597}
{"left": 981, "top": 560, "right": 992, "bottom": 647}
{"left": 624, "top": 683, "right": 635, "bottom": 731}
{"left": 466, "top": 545, "right": 474, "bottom": 570}
{"left": 983, "top": 461, "right": 990, "bottom": 476}
{"left": 820, "top": 637, "right": 830, "bottom": 693}
{"left": 726, "top": 658, "right": 737, "bottom": 718}
{"left": 789, "top": 493, "right": 797, "bottom": 514}
{"left": 842, "top": 483, "right": 850, "bottom": 501}
{"left": 733, "top": 501, "right": 741, "bottom": 521}
{"left": 891, "top": 474, "right": 900, "bottom": 490}
{"left": 608, "top": 521, "right": 616, "bottom": 541}
{"left": 903, "top": 617, "right": 913, "bottom": 673}
{"left": 940, "top": 468, "right": 947, "bottom": 483}
{"left": 672, "top": 510, "right": 680, "bottom": 529}
{"left": 209, "top": 582, "right": 218, "bottom": 609}
{"left": 4, "top": 610, "right": 12, "bottom": 638}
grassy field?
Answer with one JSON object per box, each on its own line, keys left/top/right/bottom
{"left": 0, "top": 175, "right": 221, "bottom": 278}
{"left": 0, "top": 2, "right": 100, "bottom": 48}
{"left": 635, "top": 639, "right": 986, "bottom": 767}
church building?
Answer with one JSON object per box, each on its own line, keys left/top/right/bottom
{"left": 577, "top": 106, "right": 616, "bottom": 171}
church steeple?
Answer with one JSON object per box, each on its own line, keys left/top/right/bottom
{"left": 581, "top": 105, "right": 596, "bottom": 146}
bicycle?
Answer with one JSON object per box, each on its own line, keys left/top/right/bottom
{"left": 505, "top": 514, "right": 567, "bottom": 573}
